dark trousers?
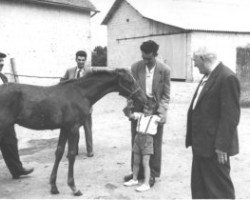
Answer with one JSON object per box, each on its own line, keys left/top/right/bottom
{"left": 131, "top": 120, "right": 164, "bottom": 178}
{"left": 82, "top": 114, "right": 93, "bottom": 153}
{"left": 0, "top": 127, "right": 23, "bottom": 177}
{"left": 191, "top": 154, "right": 235, "bottom": 199}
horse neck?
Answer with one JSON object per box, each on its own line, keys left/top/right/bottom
{"left": 77, "top": 73, "right": 118, "bottom": 105}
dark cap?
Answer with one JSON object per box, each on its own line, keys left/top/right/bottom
{"left": 0, "top": 52, "right": 7, "bottom": 58}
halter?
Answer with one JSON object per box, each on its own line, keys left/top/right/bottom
{"left": 118, "top": 78, "right": 141, "bottom": 100}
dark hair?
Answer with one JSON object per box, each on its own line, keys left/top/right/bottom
{"left": 140, "top": 40, "right": 159, "bottom": 56}
{"left": 76, "top": 50, "right": 87, "bottom": 58}
{"left": 0, "top": 52, "right": 7, "bottom": 58}
{"left": 144, "top": 98, "right": 158, "bottom": 113}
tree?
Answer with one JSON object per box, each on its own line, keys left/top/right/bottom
{"left": 91, "top": 46, "right": 107, "bottom": 67}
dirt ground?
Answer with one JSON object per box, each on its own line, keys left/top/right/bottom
{"left": 0, "top": 81, "right": 250, "bottom": 199}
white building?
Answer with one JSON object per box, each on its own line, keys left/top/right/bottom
{"left": 0, "top": 0, "right": 98, "bottom": 85}
{"left": 102, "top": 0, "right": 250, "bottom": 81}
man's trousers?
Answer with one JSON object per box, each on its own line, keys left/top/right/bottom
{"left": 191, "top": 154, "right": 235, "bottom": 199}
{"left": 0, "top": 127, "right": 23, "bottom": 177}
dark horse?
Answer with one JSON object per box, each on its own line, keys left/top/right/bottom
{"left": 0, "top": 68, "right": 147, "bottom": 196}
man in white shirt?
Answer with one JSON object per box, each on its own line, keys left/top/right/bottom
{"left": 123, "top": 40, "right": 171, "bottom": 187}
{"left": 61, "top": 50, "right": 93, "bottom": 157}
{"left": 0, "top": 52, "right": 34, "bottom": 179}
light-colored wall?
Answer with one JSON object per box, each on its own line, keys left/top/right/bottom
{"left": 189, "top": 32, "right": 250, "bottom": 81}
{"left": 106, "top": 0, "right": 250, "bottom": 81}
{"left": 106, "top": 0, "right": 186, "bottom": 79}
{"left": 107, "top": 34, "right": 187, "bottom": 79}
{"left": 0, "top": 1, "right": 92, "bottom": 85}
{"left": 107, "top": 0, "right": 150, "bottom": 68}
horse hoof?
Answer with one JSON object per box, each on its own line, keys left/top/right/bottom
{"left": 74, "top": 190, "right": 82, "bottom": 196}
{"left": 50, "top": 187, "right": 59, "bottom": 194}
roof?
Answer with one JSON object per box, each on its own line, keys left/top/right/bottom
{"left": 102, "top": 0, "right": 250, "bottom": 33}
{"left": 16, "top": 0, "right": 98, "bottom": 12}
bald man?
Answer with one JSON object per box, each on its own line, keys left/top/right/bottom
{"left": 186, "top": 47, "right": 240, "bottom": 199}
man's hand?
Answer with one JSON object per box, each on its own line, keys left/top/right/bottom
{"left": 123, "top": 100, "right": 134, "bottom": 118}
{"left": 123, "top": 106, "right": 131, "bottom": 117}
{"left": 127, "top": 99, "right": 134, "bottom": 109}
{"left": 158, "top": 114, "right": 166, "bottom": 124}
{"left": 215, "top": 149, "right": 228, "bottom": 164}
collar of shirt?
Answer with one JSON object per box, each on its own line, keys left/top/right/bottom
{"left": 207, "top": 60, "right": 220, "bottom": 78}
{"left": 77, "top": 67, "right": 85, "bottom": 72}
{"left": 146, "top": 64, "right": 156, "bottom": 75}
{"left": 192, "top": 62, "right": 219, "bottom": 110}
{"left": 76, "top": 67, "right": 85, "bottom": 77}
{"left": 145, "top": 64, "right": 156, "bottom": 97}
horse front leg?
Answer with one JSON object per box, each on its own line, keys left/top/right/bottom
{"left": 49, "top": 129, "right": 67, "bottom": 194}
{"left": 67, "top": 129, "right": 82, "bottom": 196}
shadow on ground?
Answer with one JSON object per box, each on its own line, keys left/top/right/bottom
{"left": 0, "top": 138, "right": 58, "bottom": 159}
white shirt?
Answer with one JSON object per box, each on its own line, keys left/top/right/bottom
{"left": 145, "top": 65, "right": 156, "bottom": 97}
{"left": 75, "top": 67, "right": 85, "bottom": 78}
{"left": 133, "top": 112, "right": 160, "bottom": 135}
{"left": 192, "top": 61, "right": 219, "bottom": 110}
{"left": 192, "top": 76, "right": 208, "bottom": 109}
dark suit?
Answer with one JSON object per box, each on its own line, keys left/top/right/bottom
{"left": 130, "top": 60, "right": 170, "bottom": 178}
{"left": 0, "top": 73, "right": 24, "bottom": 177}
{"left": 186, "top": 63, "right": 240, "bottom": 199}
{"left": 61, "top": 66, "right": 93, "bottom": 154}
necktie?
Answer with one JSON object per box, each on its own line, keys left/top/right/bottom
{"left": 192, "top": 76, "right": 208, "bottom": 109}
{"left": 76, "top": 69, "right": 81, "bottom": 79}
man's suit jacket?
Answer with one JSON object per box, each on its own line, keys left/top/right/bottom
{"left": 186, "top": 63, "right": 240, "bottom": 157}
{"left": 0, "top": 72, "right": 16, "bottom": 144}
{"left": 61, "top": 65, "right": 91, "bottom": 81}
{"left": 131, "top": 60, "right": 171, "bottom": 123}
{"left": 0, "top": 72, "right": 8, "bottom": 84}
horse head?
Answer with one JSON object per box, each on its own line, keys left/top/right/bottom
{"left": 115, "top": 68, "right": 147, "bottom": 105}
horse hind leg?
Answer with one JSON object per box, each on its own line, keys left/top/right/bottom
{"left": 67, "top": 129, "right": 82, "bottom": 196}
{"left": 49, "top": 129, "right": 67, "bottom": 194}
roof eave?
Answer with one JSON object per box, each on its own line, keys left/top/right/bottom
{"left": 101, "top": 0, "right": 123, "bottom": 25}
{"left": 22, "top": 0, "right": 98, "bottom": 12}
{"left": 143, "top": 17, "right": 187, "bottom": 31}
{"left": 185, "top": 29, "right": 250, "bottom": 34}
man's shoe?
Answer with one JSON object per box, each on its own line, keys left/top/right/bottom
{"left": 12, "top": 167, "right": 34, "bottom": 179}
{"left": 87, "top": 152, "right": 94, "bottom": 157}
{"left": 149, "top": 175, "right": 155, "bottom": 187}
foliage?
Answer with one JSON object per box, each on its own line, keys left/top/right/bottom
{"left": 91, "top": 46, "right": 107, "bottom": 67}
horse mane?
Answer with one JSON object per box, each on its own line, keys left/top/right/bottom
{"left": 83, "top": 67, "right": 116, "bottom": 78}
{"left": 59, "top": 67, "right": 131, "bottom": 85}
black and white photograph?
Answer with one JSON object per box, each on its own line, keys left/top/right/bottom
{"left": 0, "top": 0, "right": 250, "bottom": 199}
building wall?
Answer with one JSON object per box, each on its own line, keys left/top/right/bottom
{"left": 189, "top": 32, "right": 250, "bottom": 81}
{"left": 0, "top": 1, "right": 92, "bottom": 85}
{"left": 111, "top": 34, "right": 187, "bottom": 78}
{"left": 106, "top": 0, "right": 186, "bottom": 79}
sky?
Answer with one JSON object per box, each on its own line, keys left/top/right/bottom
{"left": 90, "top": 0, "right": 116, "bottom": 49}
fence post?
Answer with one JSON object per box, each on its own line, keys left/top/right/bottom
{"left": 10, "top": 58, "right": 19, "bottom": 83}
